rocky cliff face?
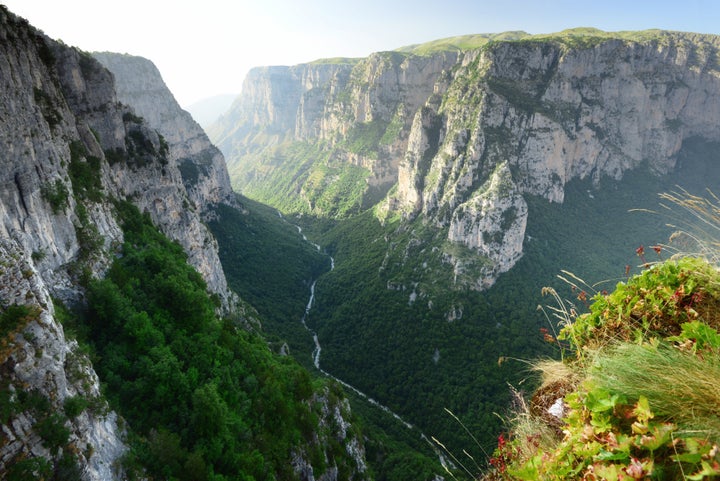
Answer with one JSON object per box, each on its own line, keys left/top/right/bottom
{"left": 212, "top": 51, "right": 459, "bottom": 195}
{"left": 92, "top": 52, "right": 235, "bottom": 209}
{"left": 0, "top": 7, "right": 227, "bottom": 478}
{"left": 392, "top": 32, "right": 720, "bottom": 282}
{"left": 216, "top": 30, "right": 720, "bottom": 287}
{"left": 92, "top": 52, "right": 237, "bottom": 308}
{"left": 1, "top": 8, "right": 131, "bottom": 477}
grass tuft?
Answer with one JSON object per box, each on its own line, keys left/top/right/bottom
{"left": 592, "top": 343, "right": 720, "bottom": 442}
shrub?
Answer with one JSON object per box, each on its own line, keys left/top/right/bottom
{"left": 68, "top": 143, "right": 103, "bottom": 202}
{"left": 41, "top": 179, "right": 69, "bottom": 214}
{"left": 1, "top": 304, "right": 40, "bottom": 339}
{"left": 63, "top": 395, "right": 89, "bottom": 419}
{"left": 36, "top": 413, "right": 70, "bottom": 451}
{"left": 5, "top": 456, "right": 52, "bottom": 481}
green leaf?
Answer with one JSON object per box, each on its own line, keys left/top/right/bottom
{"left": 586, "top": 389, "right": 624, "bottom": 413}
{"left": 671, "top": 452, "right": 702, "bottom": 464}
{"left": 509, "top": 454, "right": 542, "bottom": 480}
{"left": 596, "top": 450, "right": 630, "bottom": 462}
{"left": 590, "top": 412, "right": 614, "bottom": 432}
{"left": 639, "top": 423, "right": 675, "bottom": 451}
{"left": 669, "top": 321, "right": 720, "bottom": 351}
{"left": 633, "top": 395, "right": 653, "bottom": 423}
{"left": 593, "top": 463, "right": 624, "bottom": 480}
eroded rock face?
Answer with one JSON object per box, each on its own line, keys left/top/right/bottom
{"left": 290, "top": 387, "right": 370, "bottom": 481}
{"left": 393, "top": 33, "right": 720, "bottom": 282}
{"left": 211, "top": 51, "right": 459, "bottom": 194}
{"left": 92, "top": 52, "right": 234, "bottom": 209}
{"left": 216, "top": 31, "right": 720, "bottom": 284}
{"left": 446, "top": 162, "right": 528, "bottom": 288}
{"left": 92, "top": 52, "right": 237, "bottom": 308}
{"left": 0, "top": 238, "right": 126, "bottom": 480}
{"left": 217, "top": 30, "right": 720, "bottom": 287}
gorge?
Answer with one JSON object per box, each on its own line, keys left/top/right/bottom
{"left": 209, "top": 26, "right": 720, "bottom": 474}
{"left": 3, "top": 5, "right": 720, "bottom": 480}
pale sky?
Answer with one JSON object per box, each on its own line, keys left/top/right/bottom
{"left": 3, "top": 1, "right": 720, "bottom": 107}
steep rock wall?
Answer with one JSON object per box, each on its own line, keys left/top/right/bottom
{"left": 0, "top": 8, "right": 129, "bottom": 478}
{"left": 393, "top": 33, "right": 720, "bottom": 282}
{"left": 217, "top": 30, "right": 720, "bottom": 288}
{"left": 211, "top": 51, "right": 458, "bottom": 193}
{"left": 92, "top": 52, "right": 234, "bottom": 209}
{"left": 92, "top": 52, "right": 237, "bottom": 308}
{"left": 0, "top": 7, "right": 229, "bottom": 477}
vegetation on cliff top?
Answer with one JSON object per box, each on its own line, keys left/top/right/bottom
{"left": 484, "top": 192, "right": 720, "bottom": 480}
{"left": 396, "top": 28, "right": 720, "bottom": 57}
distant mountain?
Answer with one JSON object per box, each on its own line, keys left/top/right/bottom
{"left": 185, "top": 93, "right": 238, "bottom": 129}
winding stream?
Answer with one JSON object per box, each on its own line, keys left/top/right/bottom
{"left": 285, "top": 218, "right": 415, "bottom": 429}
{"left": 277, "top": 214, "right": 456, "bottom": 469}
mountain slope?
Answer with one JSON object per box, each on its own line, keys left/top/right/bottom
{"left": 213, "top": 29, "right": 720, "bottom": 287}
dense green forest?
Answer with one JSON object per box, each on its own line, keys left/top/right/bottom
{"left": 70, "top": 201, "right": 366, "bottom": 480}
{"left": 209, "top": 196, "right": 446, "bottom": 480}
{"left": 207, "top": 199, "right": 328, "bottom": 361}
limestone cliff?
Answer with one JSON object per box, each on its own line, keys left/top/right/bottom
{"left": 92, "top": 52, "right": 234, "bottom": 209}
{"left": 211, "top": 51, "right": 459, "bottom": 199}
{"left": 215, "top": 29, "right": 720, "bottom": 288}
{"left": 0, "top": 6, "right": 227, "bottom": 478}
{"left": 92, "top": 51, "right": 236, "bottom": 307}
{"left": 1, "top": 7, "right": 130, "bottom": 477}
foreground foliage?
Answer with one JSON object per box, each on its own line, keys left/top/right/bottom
{"left": 486, "top": 256, "right": 720, "bottom": 480}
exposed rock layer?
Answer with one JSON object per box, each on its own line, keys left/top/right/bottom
{"left": 93, "top": 52, "right": 236, "bottom": 307}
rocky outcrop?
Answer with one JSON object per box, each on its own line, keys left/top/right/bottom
{"left": 446, "top": 161, "right": 528, "bottom": 288}
{"left": 92, "top": 52, "right": 236, "bottom": 307}
{"left": 217, "top": 30, "right": 720, "bottom": 288}
{"left": 291, "top": 387, "right": 369, "bottom": 481}
{"left": 0, "top": 238, "right": 125, "bottom": 480}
